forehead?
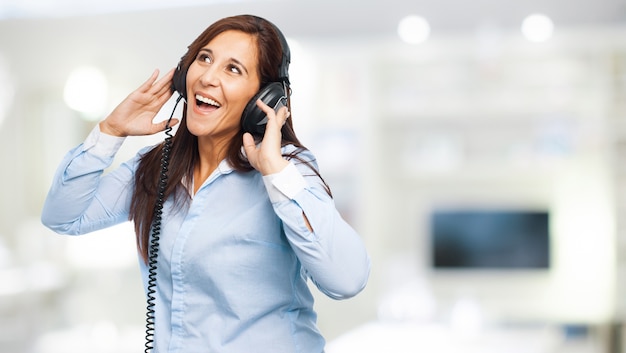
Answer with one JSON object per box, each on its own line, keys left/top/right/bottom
{"left": 204, "top": 30, "right": 258, "bottom": 66}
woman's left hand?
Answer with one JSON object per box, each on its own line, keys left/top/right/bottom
{"left": 242, "top": 99, "right": 290, "bottom": 175}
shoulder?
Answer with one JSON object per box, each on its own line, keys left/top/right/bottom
{"left": 281, "top": 144, "right": 317, "bottom": 167}
{"left": 119, "top": 143, "right": 162, "bottom": 173}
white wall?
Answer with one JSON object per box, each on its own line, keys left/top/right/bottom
{"left": 304, "top": 29, "right": 624, "bottom": 328}
{"left": 1, "top": 9, "right": 626, "bottom": 352}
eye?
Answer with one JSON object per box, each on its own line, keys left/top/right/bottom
{"left": 197, "top": 52, "right": 212, "bottom": 64}
{"left": 227, "top": 64, "right": 241, "bottom": 74}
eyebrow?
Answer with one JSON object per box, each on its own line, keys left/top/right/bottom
{"left": 199, "top": 48, "right": 249, "bottom": 75}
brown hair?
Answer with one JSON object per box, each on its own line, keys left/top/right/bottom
{"left": 129, "top": 15, "right": 329, "bottom": 264}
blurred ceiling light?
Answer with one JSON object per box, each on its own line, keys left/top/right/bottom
{"left": 398, "top": 15, "right": 431, "bottom": 45}
{"left": 521, "top": 13, "right": 555, "bottom": 42}
{"left": 63, "top": 66, "right": 108, "bottom": 121}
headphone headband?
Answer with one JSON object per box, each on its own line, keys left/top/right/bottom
{"left": 271, "top": 22, "right": 291, "bottom": 84}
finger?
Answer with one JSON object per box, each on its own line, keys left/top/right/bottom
{"left": 151, "top": 73, "right": 176, "bottom": 105}
{"left": 278, "top": 106, "right": 290, "bottom": 125}
{"left": 150, "top": 68, "right": 176, "bottom": 95}
{"left": 138, "top": 69, "right": 160, "bottom": 93}
{"left": 154, "top": 83, "right": 174, "bottom": 104}
{"left": 242, "top": 131, "right": 255, "bottom": 146}
{"left": 255, "top": 99, "right": 282, "bottom": 128}
{"left": 242, "top": 132, "right": 257, "bottom": 160}
{"left": 255, "top": 99, "right": 274, "bottom": 115}
{"left": 155, "top": 118, "right": 180, "bottom": 133}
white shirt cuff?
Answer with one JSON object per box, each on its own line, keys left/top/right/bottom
{"left": 262, "top": 162, "right": 307, "bottom": 203}
{"left": 83, "top": 124, "right": 126, "bottom": 157}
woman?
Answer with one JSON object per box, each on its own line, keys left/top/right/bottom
{"left": 41, "top": 14, "right": 370, "bottom": 353}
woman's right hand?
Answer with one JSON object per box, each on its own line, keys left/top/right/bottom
{"left": 99, "top": 69, "right": 179, "bottom": 137}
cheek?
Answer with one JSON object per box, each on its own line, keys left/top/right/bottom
{"left": 185, "top": 64, "right": 199, "bottom": 89}
{"left": 226, "top": 84, "right": 258, "bottom": 114}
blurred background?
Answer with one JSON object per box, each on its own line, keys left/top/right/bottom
{"left": 1, "top": 0, "right": 626, "bottom": 352}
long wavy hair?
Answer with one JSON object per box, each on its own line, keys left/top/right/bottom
{"left": 129, "top": 15, "right": 330, "bottom": 264}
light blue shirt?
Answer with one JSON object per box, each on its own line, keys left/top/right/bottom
{"left": 41, "top": 126, "right": 371, "bottom": 353}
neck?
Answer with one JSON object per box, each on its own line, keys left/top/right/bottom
{"left": 193, "top": 134, "right": 233, "bottom": 194}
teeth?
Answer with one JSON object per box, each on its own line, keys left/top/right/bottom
{"left": 195, "top": 94, "right": 221, "bottom": 107}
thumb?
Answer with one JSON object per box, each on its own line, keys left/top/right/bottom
{"left": 156, "top": 118, "right": 179, "bottom": 133}
{"left": 242, "top": 132, "right": 257, "bottom": 157}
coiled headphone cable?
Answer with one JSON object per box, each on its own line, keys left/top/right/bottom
{"left": 144, "top": 96, "right": 182, "bottom": 352}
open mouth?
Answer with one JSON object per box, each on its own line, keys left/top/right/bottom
{"left": 195, "top": 94, "right": 221, "bottom": 111}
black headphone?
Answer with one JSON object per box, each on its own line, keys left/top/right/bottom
{"left": 171, "top": 19, "right": 291, "bottom": 137}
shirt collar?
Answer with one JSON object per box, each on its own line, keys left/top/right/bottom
{"left": 182, "top": 159, "right": 236, "bottom": 197}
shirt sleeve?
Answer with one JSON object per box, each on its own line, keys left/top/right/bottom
{"left": 268, "top": 148, "right": 371, "bottom": 300}
{"left": 41, "top": 125, "right": 139, "bottom": 235}
{"left": 83, "top": 124, "right": 126, "bottom": 157}
{"left": 261, "top": 162, "right": 307, "bottom": 203}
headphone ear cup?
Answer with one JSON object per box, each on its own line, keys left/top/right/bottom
{"left": 241, "top": 82, "right": 287, "bottom": 136}
{"left": 171, "top": 63, "right": 187, "bottom": 100}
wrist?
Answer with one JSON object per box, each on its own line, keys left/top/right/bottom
{"left": 99, "top": 121, "right": 125, "bottom": 137}
{"left": 261, "top": 158, "right": 289, "bottom": 176}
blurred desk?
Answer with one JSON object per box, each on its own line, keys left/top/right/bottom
{"left": 326, "top": 321, "right": 601, "bottom": 353}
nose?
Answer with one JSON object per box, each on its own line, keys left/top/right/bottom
{"left": 199, "top": 65, "right": 219, "bottom": 87}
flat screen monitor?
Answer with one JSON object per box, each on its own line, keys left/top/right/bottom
{"left": 430, "top": 209, "right": 550, "bottom": 269}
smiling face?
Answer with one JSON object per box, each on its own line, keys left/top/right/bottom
{"left": 185, "top": 30, "right": 261, "bottom": 140}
